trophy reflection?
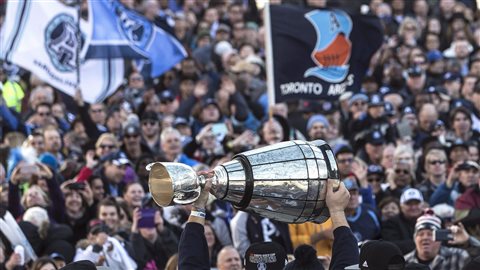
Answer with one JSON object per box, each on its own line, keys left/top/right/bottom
{"left": 148, "top": 140, "right": 339, "bottom": 224}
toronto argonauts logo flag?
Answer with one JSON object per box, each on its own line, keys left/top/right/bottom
{"left": 266, "top": 4, "right": 383, "bottom": 103}
{"left": 0, "top": 0, "right": 124, "bottom": 103}
{"left": 87, "top": 0, "right": 187, "bottom": 78}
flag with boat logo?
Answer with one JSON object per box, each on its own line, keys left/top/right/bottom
{"left": 267, "top": 4, "right": 383, "bottom": 103}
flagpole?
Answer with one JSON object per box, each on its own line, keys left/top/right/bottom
{"left": 75, "top": 0, "right": 81, "bottom": 88}
{"left": 264, "top": 3, "right": 275, "bottom": 120}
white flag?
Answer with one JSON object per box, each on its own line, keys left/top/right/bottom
{"left": 0, "top": 0, "right": 124, "bottom": 103}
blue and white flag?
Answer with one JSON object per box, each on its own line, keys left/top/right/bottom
{"left": 88, "top": 0, "right": 187, "bottom": 77}
{"left": 0, "top": 0, "right": 124, "bottom": 103}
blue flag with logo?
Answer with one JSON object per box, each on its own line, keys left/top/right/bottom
{"left": 267, "top": 5, "right": 383, "bottom": 103}
{"left": 87, "top": 0, "right": 187, "bottom": 77}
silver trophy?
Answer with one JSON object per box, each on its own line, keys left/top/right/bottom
{"left": 148, "top": 140, "right": 339, "bottom": 224}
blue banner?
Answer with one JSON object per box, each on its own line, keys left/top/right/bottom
{"left": 87, "top": 0, "right": 187, "bottom": 77}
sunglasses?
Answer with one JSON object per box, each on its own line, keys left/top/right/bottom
{"left": 161, "top": 99, "right": 174, "bottom": 104}
{"left": 125, "top": 134, "right": 139, "bottom": 139}
{"left": 367, "top": 177, "right": 382, "bottom": 182}
{"left": 99, "top": 144, "right": 116, "bottom": 149}
{"left": 37, "top": 112, "right": 51, "bottom": 116}
{"left": 142, "top": 121, "right": 157, "bottom": 126}
{"left": 337, "top": 158, "right": 354, "bottom": 164}
{"left": 90, "top": 109, "right": 104, "bottom": 113}
{"left": 353, "top": 101, "right": 367, "bottom": 107}
{"left": 428, "top": 160, "right": 446, "bottom": 165}
{"left": 395, "top": 169, "right": 409, "bottom": 175}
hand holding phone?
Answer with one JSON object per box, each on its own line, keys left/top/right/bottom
{"left": 211, "top": 123, "right": 228, "bottom": 141}
{"left": 138, "top": 208, "right": 156, "bottom": 228}
{"left": 433, "top": 229, "right": 453, "bottom": 242}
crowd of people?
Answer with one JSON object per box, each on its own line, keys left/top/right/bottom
{"left": 1, "top": 0, "right": 480, "bottom": 269}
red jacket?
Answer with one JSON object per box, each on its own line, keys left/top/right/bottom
{"left": 455, "top": 187, "right": 480, "bottom": 210}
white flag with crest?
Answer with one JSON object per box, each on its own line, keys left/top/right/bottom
{"left": 0, "top": 0, "right": 124, "bottom": 103}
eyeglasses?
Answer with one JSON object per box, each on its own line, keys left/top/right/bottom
{"left": 367, "top": 177, "right": 382, "bottom": 182}
{"left": 99, "top": 144, "right": 116, "bottom": 149}
{"left": 131, "top": 76, "right": 143, "bottom": 81}
{"left": 161, "top": 99, "right": 174, "bottom": 104}
{"left": 395, "top": 169, "right": 409, "bottom": 174}
{"left": 337, "top": 158, "right": 354, "bottom": 164}
{"left": 352, "top": 101, "right": 367, "bottom": 107}
{"left": 37, "top": 112, "right": 51, "bottom": 116}
{"left": 404, "top": 26, "right": 416, "bottom": 31}
{"left": 90, "top": 109, "right": 104, "bottom": 113}
{"left": 142, "top": 121, "right": 157, "bottom": 126}
{"left": 428, "top": 160, "right": 446, "bottom": 165}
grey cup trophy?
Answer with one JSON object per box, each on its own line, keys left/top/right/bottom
{"left": 148, "top": 140, "right": 339, "bottom": 224}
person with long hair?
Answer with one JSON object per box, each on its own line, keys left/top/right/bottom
{"left": 204, "top": 221, "right": 223, "bottom": 267}
{"left": 31, "top": 257, "right": 58, "bottom": 270}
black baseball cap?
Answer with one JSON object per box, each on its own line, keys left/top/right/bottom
{"left": 346, "top": 240, "right": 405, "bottom": 270}
{"left": 365, "top": 130, "right": 385, "bottom": 145}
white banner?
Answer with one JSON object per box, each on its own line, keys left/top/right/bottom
{"left": 0, "top": 0, "right": 124, "bottom": 103}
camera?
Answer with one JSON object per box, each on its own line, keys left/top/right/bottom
{"left": 66, "top": 182, "right": 86, "bottom": 190}
{"left": 433, "top": 229, "right": 453, "bottom": 242}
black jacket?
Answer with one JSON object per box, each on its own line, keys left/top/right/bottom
{"left": 329, "top": 226, "right": 359, "bottom": 270}
{"left": 178, "top": 222, "right": 359, "bottom": 270}
{"left": 381, "top": 213, "right": 416, "bottom": 254}
{"left": 130, "top": 228, "right": 178, "bottom": 270}
{"left": 178, "top": 222, "right": 210, "bottom": 270}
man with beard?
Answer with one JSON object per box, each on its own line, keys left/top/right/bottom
{"left": 306, "top": 114, "right": 329, "bottom": 140}
{"left": 43, "top": 125, "right": 64, "bottom": 163}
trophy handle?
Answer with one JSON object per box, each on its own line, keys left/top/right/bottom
{"left": 332, "top": 179, "right": 340, "bottom": 192}
{"left": 197, "top": 173, "right": 219, "bottom": 190}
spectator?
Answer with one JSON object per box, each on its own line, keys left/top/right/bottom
{"left": 366, "top": 164, "right": 388, "bottom": 204}
{"left": 378, "top": 196, "right": 400, "bottom": 221}
{"left": 20, "top": 207, "right": 74, "bottom": 262}
{"left": 140, "top": 111, "right": 161, "bottom": 155}
{"left": 455, "top": 165, "right": 480, "bottom": 211}
{"left": 94, "top": 133, "right": 119, "bottom": 159}
{"left": 130, "top": 207, "right": 178, "bottom": 269}
{"left": 357, "top": 130, "right": 386, "bottom": 165}
{"left": 382, "top": 188, "right": 425, "bottom": 254}
{"left": 334, "top": 143, "right": 355, "bottom": 179}
{"left": 230, "top": 210, "right": 293, "bottom": 257}
{"left": 404, "top": 209, "right": 470, "bottom": 269}
{"left": 289, "top": 216, "right": 333, "bottom": 257}
{"left": 42, "top": 126, "right": 63, "bottom": 163}
{"left": 74, "top": 222, "right": 136, "bottom": 269}
{"left": 385, "top": 160, "right": 415, "bottom": 199}
{"left": 430, "top": 160, "right": 479, "bottom": 206}
{"left": 160, "top": 127, "right": 199, "bottom": 166}
{"left": 306, "top": 114, "right": 329, "bottom": 140}
{"left": 31, "top": 257, "right": 58, "bottom": 270}
{"left": 343, "top": 178, "right": 380, "bottom": 242}
{"left": 448, "top": 138, "right": 470, "bottom": 164}
{"left": 61, "top": 181, "right": 96, "bottom": 243}
{"left": 204, "top": 221, "right": 223, "bottom": 268}
{"left": 122, "top": 182, "right": 145, "bottom": 213}
{"left": 121, "top": 123, "right": 152, "bottom": 164}
{"left": 417, "top": 148, "right": 448, "bottom": 202}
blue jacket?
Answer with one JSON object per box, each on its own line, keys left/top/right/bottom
{"left": 429, "top": 182, "right": 464, "bottom": 207}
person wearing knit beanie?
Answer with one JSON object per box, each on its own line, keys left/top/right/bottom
{"left": 404, "top": 209, "right": 470, "bottom": 269}
{"left": 306, "top": 114, "right": 330, "bottom": 140}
